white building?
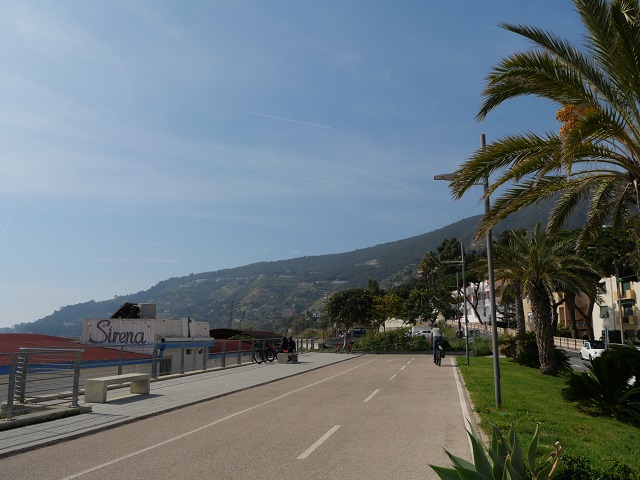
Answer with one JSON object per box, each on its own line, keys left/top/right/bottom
{"left": 81, "top": 303, "right": 212, "bottom": 375}
{"left": 592, "top": 275, "right": 639, "bottom": 342}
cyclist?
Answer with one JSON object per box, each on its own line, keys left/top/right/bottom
{"left": 431, "top": 325, "right": 443, "bottom": 364}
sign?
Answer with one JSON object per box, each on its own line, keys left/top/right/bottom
{"left": 82, "top": 319, "right": 156, "bottom": 346}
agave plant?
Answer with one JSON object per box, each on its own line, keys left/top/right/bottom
{"left": 430, "top": 422, "right": 563, "bottom": 480}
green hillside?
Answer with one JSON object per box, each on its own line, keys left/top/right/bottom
{"left": 5, "top": 202, "right": 584, "bottom": 337}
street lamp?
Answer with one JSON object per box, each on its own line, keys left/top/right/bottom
{"left": 441, "top": 242, "right": 470, "bottom": 365}
{"left": 433, "top": 133, "right": 502, "bottom": 408}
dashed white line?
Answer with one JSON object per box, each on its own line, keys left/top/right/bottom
{"left": 59, "top": 360, "right": 375, "bottom": 479}
{"left": 401, "top": 365, "right": 406, "bottom": 370}
{"left": 389, "top": 374, "right": 397, "bottom": 381}
{"left": 297, "top": 425, "right": 340, "bottom": 459}
{"left": 364, "top": 389, "right": 380, "bottom": 403}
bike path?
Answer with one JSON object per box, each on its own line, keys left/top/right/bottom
{"left": 0, "top": 352, "right": 358, "bottom": 458}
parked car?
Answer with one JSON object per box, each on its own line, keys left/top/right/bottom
{"left": 413, "top": 329, "right": 431, "bottom": 339}
{"left": 339, "top": 328, "right": 368, "bottom": 339}
{"left": 580, "top": 340, "right": 606, "bottom": 360}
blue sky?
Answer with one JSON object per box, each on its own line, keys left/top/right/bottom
{"left": 0, "top": 1, "right": 581, "bottom": 329}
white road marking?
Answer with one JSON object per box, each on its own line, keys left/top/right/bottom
{"left": 59, "top": 359, "right": 375, "bottom": 480}
{"left": 401, "top": 365, "right": 406, "bottom": 370}
{"left": 297, "top": 425, "right": 341, "bottom": 460}
{"left": 364, "top": 389, "right": 380, "bottom": 403}
{"left": 452, "top": 357, "right": 474, "bottom": 457}
{"left": 388, "top": 374, "right": 397, "bottom": 381}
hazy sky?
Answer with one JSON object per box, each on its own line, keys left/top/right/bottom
{"left": 0, "top": 1, "right": 582, "bottom": 329}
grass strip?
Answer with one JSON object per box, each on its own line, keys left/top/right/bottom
{"left": 456, "top": 356, "right": 640, "bottom": 471}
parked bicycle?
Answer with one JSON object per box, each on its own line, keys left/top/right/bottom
{"left": 252, "top": 340, "right": 276, "bottom": 364}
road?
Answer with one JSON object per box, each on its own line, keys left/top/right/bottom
{"left": 564, "top": 349, "right": 591, "bottom": 373}
{"left": 3, "top": 355, "right": 474, "bottom": 480}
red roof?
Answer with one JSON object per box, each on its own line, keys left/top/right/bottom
{"left": 0, "top": 333, "right": 150, "bottom": 366}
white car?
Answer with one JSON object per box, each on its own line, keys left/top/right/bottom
{"left": 580, "top": 340, "right": 606, "bottom": 361}
{"left": 413, "top": 329, "right": 431, "bottom": 339}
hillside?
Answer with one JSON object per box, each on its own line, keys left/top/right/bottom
{"left": 5, "top": 202, "right": 584, "bottom": 337}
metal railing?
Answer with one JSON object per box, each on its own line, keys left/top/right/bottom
{"left": 1, "top": 337, "right": 316, "bottom": 423}
{"left": 554, "top": 336, "right": 582, "bottom": 351}
{"left": 2, "top": 348, "right": 83, "bottom": 421}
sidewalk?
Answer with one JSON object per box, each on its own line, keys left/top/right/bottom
{"left": 0, "top": 352, "right": 356, "bottom": 458}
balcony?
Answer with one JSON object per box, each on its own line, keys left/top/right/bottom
{"left": 614, "top": 289, "right": 637, "bottom": 302}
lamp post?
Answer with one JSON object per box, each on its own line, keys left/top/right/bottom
{"left": 441, "top": 242, "right": 470, "bottom": 365}
{"left": 434, "top": 133, "right": 502, "bottom": 408}
{"left": 481, "top": 134, "right": 501, "bottom": 408}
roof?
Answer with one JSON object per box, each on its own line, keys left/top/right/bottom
{"left": 0, "top": 333, "right": 151, "bottom": 366}
{"left": 209, "top": 328, "right": 284, "bottom": 340}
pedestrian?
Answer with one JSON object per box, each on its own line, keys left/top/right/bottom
{"left": 288, "top": 336, "right": 296, "bottom": 352}
{"left": 280, "top": 336, "right": 289, "bottom": 353}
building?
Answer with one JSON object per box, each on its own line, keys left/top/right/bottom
{"left": 592, "top": 275, "right": 639, "bottom": 342}
{"left": 81, "top": 303, "right": 212, "bottom": 375}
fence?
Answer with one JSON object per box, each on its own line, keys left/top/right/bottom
{"left": 554, "top": 336, "right": 583, "bottom": 351}
{"left": 1, "top": 337, "right": 317, "bottom": 422}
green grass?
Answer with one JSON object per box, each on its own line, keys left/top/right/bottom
{"left": 457, "top": 356, "right": 640, "bottom": 473}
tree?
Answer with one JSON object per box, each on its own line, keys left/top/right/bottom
{"left": 404, "top": 289, "right": 440, "bottom": 325}
{"left": 325, "top": 288, "right": 374, "bottom": 344}
{"left": 494, "top": 229, "right": 528, "bottom": 335}
{"left": 418, "top": 251, "right": 439, "bottom": 289}
{"left": 450, "top": 0, "right": 640, "bottom": 250}
{"left": 493, "top": 223, "right": 601, "bottom": 375}
{"left": 371, "top": 293, "right": 404, "bottom": 333}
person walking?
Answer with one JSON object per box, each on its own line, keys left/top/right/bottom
{"left": 431, "top": 325, "right": 442, "bottom": 364}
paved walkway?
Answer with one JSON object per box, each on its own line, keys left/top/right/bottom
{"left": 0, "top": 353, "right": 358, "bottom": 458}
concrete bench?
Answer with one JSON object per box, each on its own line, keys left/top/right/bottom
{"left": 84, "top": 373, "right": 151, "bottom": 403}
{"left": 277, "top": 352, "right": 298, "bottom": 363}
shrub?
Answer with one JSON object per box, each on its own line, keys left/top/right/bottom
{"left": 358, "top": 328, "right": 416, "bottom": 351}
{"left": 508, "top": 332, "right": 571, "bottom": 374}
{"left": 556, "top": 454, "right": 640, "bottom": 480}
{"left": 556, "top": 325, "right": 572, "bottom": 338}
{"left": 562, "top": 347, "right": 640, "bottom": 425}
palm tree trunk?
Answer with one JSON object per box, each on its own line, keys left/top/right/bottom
{"left": 530, "top": 285, "right": 557, "bottom": 375}
{"left": 566, "top": 297, "right": 579, "bottom": 339}
{"left": 514, "top": 280, "right": 525, "bottom": 335}
{"left": 551, "top": 297, "right": 565, "bottom": 335}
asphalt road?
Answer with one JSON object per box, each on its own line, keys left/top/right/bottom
{"left": 564, "top": 349, "right": 591, "bottom": 373}
{"left": 3, "top": 355, "right": 474, "bottom": 480}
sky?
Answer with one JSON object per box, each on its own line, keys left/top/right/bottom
{"left": 0, "top": 1, "right": 583, "bottom": 329}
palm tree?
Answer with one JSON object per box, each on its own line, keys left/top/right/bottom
{"left": 493, "top": 223, "right": 601, "bottom": 375}
{"left": 451, "top": 0, "right": 640, "bottom": 249}
{"left": 494, "top": 230, "right": 528, "bottom": 335}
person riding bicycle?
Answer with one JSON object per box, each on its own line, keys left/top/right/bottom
{"left": 431, "top": 325, "right": 443, "bottom": 364}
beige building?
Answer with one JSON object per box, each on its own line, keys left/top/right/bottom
{"left": 457, "top": 275, "right": 638, "bottom": 342}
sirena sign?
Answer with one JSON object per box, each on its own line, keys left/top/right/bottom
{"left": 82, "top": 318, "right": 156, "bottom": 345}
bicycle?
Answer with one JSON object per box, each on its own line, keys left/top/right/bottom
{"left": 345, "top": 340, "right": 354, "bottom": 354}
{"left": 252, "top": 341, "right": 276, "bottom": 364}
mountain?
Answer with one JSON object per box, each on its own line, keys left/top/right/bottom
{"left": 4, "top": 201, "right": 586, "bottom": 337}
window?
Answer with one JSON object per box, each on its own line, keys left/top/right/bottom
{"left": 600, "top": 305, "right": 609, "bottom": 318}
{"left": 598, "top": 281, "right": 607, "bottom": 294}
